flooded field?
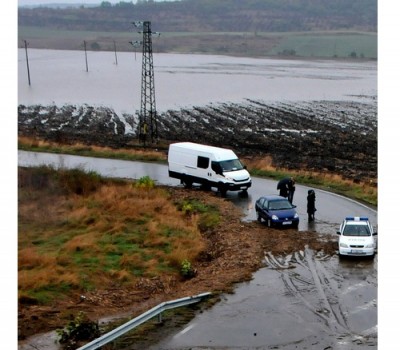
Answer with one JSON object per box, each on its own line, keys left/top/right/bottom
{"left": 18, "top": 49, "right": 377, "bottom": 182}
{"left": 18, "top": 49, "right": 376, "bottom": 114}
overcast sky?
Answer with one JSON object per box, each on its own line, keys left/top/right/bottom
{"left": 18, "top": 0, "right": 178, "bottom": 5}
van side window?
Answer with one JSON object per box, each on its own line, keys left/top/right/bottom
{"left": 211, "top": 161, "right": 223, "bottom": 175}
{"left": 197, "top": 156, "right": 209, "bottom": 169}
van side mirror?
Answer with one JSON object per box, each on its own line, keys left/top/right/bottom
{"left": 336, "top": 231, "right": 341, "bottom": 235}
{"left": 373, "top": 232, "right": 377, "bottom": 236}
{"left": 292, "top": 205, "right": 297, "bottom": 208}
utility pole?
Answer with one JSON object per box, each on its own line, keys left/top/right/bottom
{"left": 113, "top": 40, "right": 118, "bottom": 65}
{"left": 24, "top": 40, "right": 31, "bottom": 86}
{"left": 83, "top": 40, "right": 89, "bottom": 72}
{"left": 131, "top": 21, "right": 159, "bottom": 145}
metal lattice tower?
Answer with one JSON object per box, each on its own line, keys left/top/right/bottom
{"left": 139, "top": 21, "right": 157, "bottom": 144}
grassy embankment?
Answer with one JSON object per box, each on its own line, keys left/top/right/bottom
{"left": 19, "top": 165, "right": 219, "bottom": 305}
{"left": 18, "top": 136, "right": 377, "bottom": 206}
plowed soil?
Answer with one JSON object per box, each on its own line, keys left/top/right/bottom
{"left": 18, "top": 98, "right": 377, "bottom": 182}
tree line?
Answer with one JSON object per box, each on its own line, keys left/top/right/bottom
{"left": 18, "top": 0, "right": 377, "bottom": 33}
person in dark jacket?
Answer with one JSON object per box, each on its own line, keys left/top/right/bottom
{"left": 307, "top": 189, "right": 316, "bottom": 222}
{"left": 277, "top": 177, "right": 290, "bottom": 198}
{"left": 288, "top": 177, "right": 296, "bottom": 204}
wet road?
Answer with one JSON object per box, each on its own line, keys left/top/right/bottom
{"left": 18, "top": 151, "right": 377, "bottom": 349}
{"left": 150, "top": 251, "right": 377, "bottom": 350}
{"left": 17, "top": 151, "right": 377, "bottom": 233}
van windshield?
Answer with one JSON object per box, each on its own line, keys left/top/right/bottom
{"left": 219, "top": 159, "right": 244, "bottom": 172}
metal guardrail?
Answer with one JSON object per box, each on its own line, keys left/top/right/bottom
{"left": 77, "top": 292, "right": 211, "bottom": 350}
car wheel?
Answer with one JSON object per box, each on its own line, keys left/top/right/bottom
{"left": 257, "top": 211, "right": 263, "bottom": 223}
{"left": 266, "top": 219, "right": 272, "bottom": 228}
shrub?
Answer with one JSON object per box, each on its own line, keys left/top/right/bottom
{"left": 135, "top": 175, "right": 155, "bottom": 189}
{"left": 198, "top": 211, "right": 220, "bottom": 232}
{"left": 57, "top": 312, "right": 100, "bottom": 349}
{"left": 180, "top": 259, "right": 196, "bottom": 279}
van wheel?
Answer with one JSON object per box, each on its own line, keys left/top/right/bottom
{"left": 239, "top": 190, "right": 248, "bottom": 198}
{"left": 201, "top": 183, "right": 211, "bottom": 191}
{"left": 182, "top": 177, "right": 192, "bottom": 189}
{"left": 218, "top": 185, "right": 227, "bottom": 197}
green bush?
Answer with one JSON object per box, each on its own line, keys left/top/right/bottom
{"left": 57, "top": 312, "right": 100, "bottom": 348}
{"left": 180, "top": 259, "right": 196, "bottom": 279}
{"left": 135, "top": 175, "right": 155, "bottom": 189}
{"left": 198, "top": 212, "right": 220, "bottom": 232}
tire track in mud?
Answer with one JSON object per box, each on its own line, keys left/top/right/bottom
{"left": 264, "top": 247, "right": 377, "bottom": 346}
{"left": 303, "top": 247, "right": 350, "bottom": 333}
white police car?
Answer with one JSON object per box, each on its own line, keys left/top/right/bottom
{"left": 337, "top": 216, "right": 377, "bottom": 257}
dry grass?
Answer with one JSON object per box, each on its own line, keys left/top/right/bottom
{"left": 18, "top": 167, "right": 209, "bottom": 304}
{"left": 245, "top": 156, "right": 377, "bottom": 205}
{"left": 18, "top": 136, "right": 167, "bottom": 162}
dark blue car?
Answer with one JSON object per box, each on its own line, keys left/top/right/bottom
{"left": 255, "top": 195, "right": 299, "bottom": 228}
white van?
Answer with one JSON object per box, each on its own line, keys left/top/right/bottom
{"left": 168, "top": 142, "right": 252, "bottom": 196}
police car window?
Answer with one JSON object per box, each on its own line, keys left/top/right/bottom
{"left": 343, "top": 225, "right": 370, "bottom": 236}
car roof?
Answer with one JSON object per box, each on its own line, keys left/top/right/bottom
{"left": 258, "top": 195, "right": 288, "bottom": 201}
{"left": 343, "top": 217, "right": 370, "bottom": 225}
{"left": 345, "top": 221, "right": 368, "bottom": 226}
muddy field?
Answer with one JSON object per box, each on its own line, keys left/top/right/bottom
{"left": 18, "top": 98, "right": 377, "bottom": 182}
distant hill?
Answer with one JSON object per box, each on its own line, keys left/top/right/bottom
{"left": 18, "top": 0, "right": 377, "bottom": 58}
{"left": 19, "top": 0, "right": 377, "bottom": 32}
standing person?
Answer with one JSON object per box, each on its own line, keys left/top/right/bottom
{"left": 288, "top": 177, "right": 296, "bottom": 204}
{"left": 277, "top": 177, "right": 290, "bottom": 198}
{"left": 307, "top": 189, "right": 316, "bottom": 222}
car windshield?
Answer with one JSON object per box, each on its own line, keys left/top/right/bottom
{"left": 268, "top": 200, "right": 292, "bottom": 210}
{"left": 343, "top": 224, "right": 370, "bottom": 236}
{"left": 219, "top": 159, "right": 244, "bottom": 172}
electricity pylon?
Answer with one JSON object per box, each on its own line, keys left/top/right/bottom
{"left": 131, "top": 21, "right": 159, "bottom": 145}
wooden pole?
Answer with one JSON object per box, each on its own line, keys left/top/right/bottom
{"left": 84, "top": 40, "right": 88, "bottom": 72}
{"left": 24, "top": 40, "right": 31, "bottom": 86}
{"left": 114, "top": 40, "right": 118, "bottom": 65}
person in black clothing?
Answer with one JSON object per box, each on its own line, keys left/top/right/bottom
{"left": 307, "top": 189, "right": 316, "bottom": 222}
{"left": 277, "top": 177, "right": 290, "bottom": 198}
{"left": 288, "top": 177, "right": 295, "bottom": 204}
